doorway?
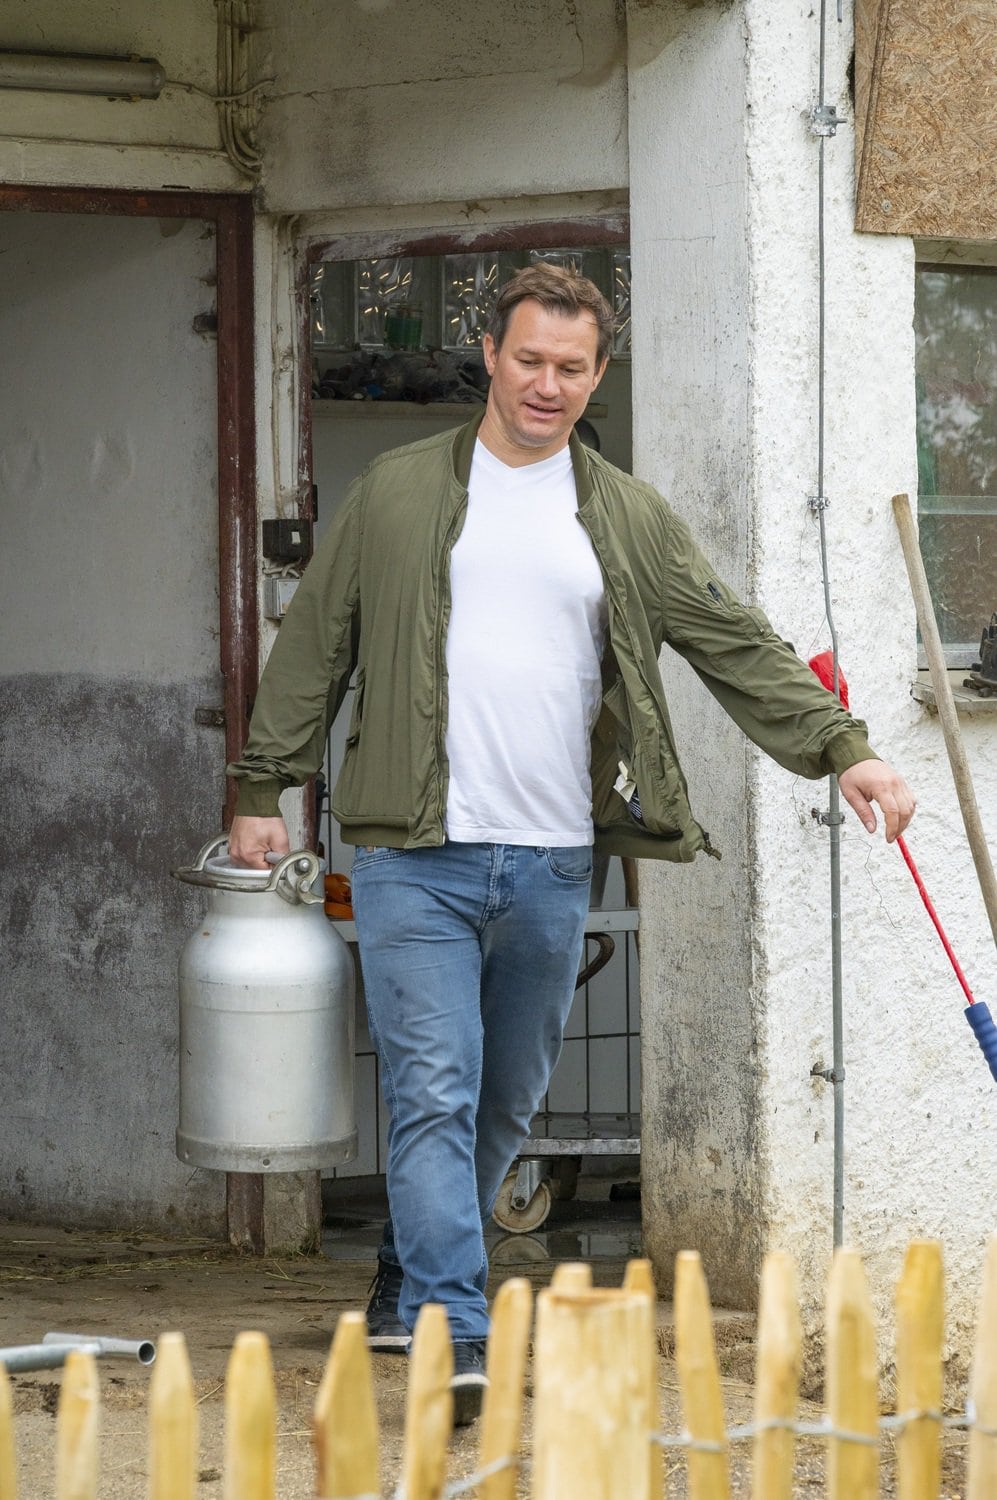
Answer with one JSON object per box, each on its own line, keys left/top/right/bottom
{"left": 300, "top": 230, "right": 643, "bottom": 1265}
{"left": 0, "top": 190, "right": 255, "bottom": 1232}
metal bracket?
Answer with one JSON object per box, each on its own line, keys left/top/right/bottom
{"left": 510, "top": 1158, "right": 549, "bottom": 1211}
{"left": 810, "top": 103, "right": 846, "bottom": 138}
{"left": 811, "top": 806, "right": 846, "bottom": 828}
{"left": 807, "top": 494, "right": 830, "bottom": 514}
{"left": 811, "top": 1063, "right": 845, "bottom": 1084}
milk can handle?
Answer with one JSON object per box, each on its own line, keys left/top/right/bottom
{"left": 173, "top": 837, "right": 324, "bottom": 905}
{"left": 266, "top": 849, "right": 324, "bottom": 906}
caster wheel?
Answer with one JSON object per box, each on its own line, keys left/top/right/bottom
{"left": 491, "top": 1169, "right": 553, "bottom": 1233}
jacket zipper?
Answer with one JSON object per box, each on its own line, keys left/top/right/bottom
{"left": 432, "top": 495, "right": 468, "bottom": 837}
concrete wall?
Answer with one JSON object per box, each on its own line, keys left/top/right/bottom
{"left": 0, "top": 0, "right": 242, "bottom": 191}
{"left": 626, "top": 0, "right": 761, "bottom": 1309}
{"left": 0, "top": 210, "right": 226, "bottom": 1231}
{"left": 257, "top": 0, "right": 627, "bottom": 213}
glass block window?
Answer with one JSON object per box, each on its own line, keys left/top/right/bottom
{"left": 914, "top": 264, "right": 997, "bottom": 662}
{"left": 311, "top": 246, "right": 632, "bottom": 359}
{"left": 611, "top": 251, "right": 632, "bottom": 360}
{"left": 443, "top": 251, "right": 521, "bottom": 349}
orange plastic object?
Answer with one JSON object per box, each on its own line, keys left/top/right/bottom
{"left": 324, "top": 872, "right": 353, "bottom": 920}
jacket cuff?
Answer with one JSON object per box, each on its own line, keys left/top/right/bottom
{"left": 822, "top": 730, "right": 879, "bottom": 777}
{"left": 231, "top": 777, "right": 286, "bottom": 818}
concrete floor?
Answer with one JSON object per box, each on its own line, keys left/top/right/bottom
{"left": 0, "top": 1180, "right": 970, "bottom": 1496}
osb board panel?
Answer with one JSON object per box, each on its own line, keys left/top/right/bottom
{"left": 855, "top": 0, "right": 997, "bottom": 239}
{"left": 853, "top": 0, "right": 885, "bottom": 154}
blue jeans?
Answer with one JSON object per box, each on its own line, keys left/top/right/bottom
{"left": 351, "top": 840, "right": 591, "bottom": 1340}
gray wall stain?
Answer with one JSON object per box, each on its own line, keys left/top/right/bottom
{"left": 2, "top": 673, "right": 227, "bottom": 1232}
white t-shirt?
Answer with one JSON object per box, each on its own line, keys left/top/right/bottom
{"left": 444, "top": 440, "right": 608, "bottom": 846}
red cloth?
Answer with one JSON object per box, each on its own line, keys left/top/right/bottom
{"left": 808, "top": 651, "right": 849, "bottom": 708}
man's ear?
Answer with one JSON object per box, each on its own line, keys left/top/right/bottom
{"left": 591, "top": 357, "right": 609, "bottom": 391}
{"left": 482, "top": 333, "right": 498, "bottom": 376}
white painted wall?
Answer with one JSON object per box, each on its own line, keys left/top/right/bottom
{"left": 0, "top": 0, "right": 243, "bottom": 191}
{"left": 628, "top": 0, "right": 996, "bottom": 1382}
{"left": 745, "top": 0, "right": 996, "bottom": 1387}
{"left": 743, "top": 0, "right": 989, "bottom": 1380}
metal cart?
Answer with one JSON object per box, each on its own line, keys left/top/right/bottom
{"left": 492, "top": 906, "right": 641, "bottom": 1233}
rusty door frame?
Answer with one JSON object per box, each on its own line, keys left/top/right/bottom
{"left": 0, "top": 184, "right": 258, "bottom": 801}
{"left": 1, "top": 184, "right": 261, "bottom": 1248}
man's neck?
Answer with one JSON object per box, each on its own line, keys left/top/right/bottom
{"left": 476, "top": 410, "right": 570, "bottom": 469}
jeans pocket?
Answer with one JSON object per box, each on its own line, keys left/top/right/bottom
{"left": 542, "top": 846, "right": 594, "bottom": 882}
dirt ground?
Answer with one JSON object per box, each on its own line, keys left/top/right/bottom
{"left": 0, "top": 1210, "right": 971, "bottom": 1498}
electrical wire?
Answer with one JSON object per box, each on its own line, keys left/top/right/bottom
{"left": 811, "top": 0, "right": 847, "bottom": 1249}
{"left": 166, "top": 77, "right": 274, "bottom": 103}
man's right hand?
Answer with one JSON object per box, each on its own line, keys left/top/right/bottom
{"left": 228, "top": 815, "right": 291, "bottom": 870}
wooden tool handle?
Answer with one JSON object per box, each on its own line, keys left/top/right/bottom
{"left": 892, "top": 493, "right": 997, "bottom": 951}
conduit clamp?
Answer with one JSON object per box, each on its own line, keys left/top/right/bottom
{"left": 809, "top": 103, "right": 846, "bottom": 137}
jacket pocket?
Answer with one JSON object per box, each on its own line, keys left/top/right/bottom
{"left": 592, "top": 676, "right": 684, "bottom": 840}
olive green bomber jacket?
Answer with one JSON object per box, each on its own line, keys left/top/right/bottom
{"left": 228, "top": 412, "right": 876, "bottom": 861}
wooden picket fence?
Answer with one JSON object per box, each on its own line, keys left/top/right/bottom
{"left": 2, "top": 1237, "right": 996, "bottom": 1498}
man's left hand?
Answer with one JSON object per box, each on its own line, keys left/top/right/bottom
{"left": 838, "top": 759, "right": 916, "bottom": 843}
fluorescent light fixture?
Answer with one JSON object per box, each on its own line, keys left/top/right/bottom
{"left": 0, "top": 51, "right": 165, "bottom": 99}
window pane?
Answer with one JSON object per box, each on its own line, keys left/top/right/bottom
{"left": 914, "top": 266, "right": 997, "bottom": 656}
{"left": 443, "top": 252, "right": 520, "bottom": 349}
{"left": 310, "top": 260, "right": 352, "bottom": 349}
{"left": 356, "top": 257, "right": 432, "bottom": 348}
{"left": 611, "top": 251, "right": 632, "bottom": 359}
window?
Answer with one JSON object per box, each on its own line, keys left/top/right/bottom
{"left": 914, "top": 264, "right": 997, "bottom": 665}
{"left": 310, "top": 247, "right": 632, "bottom": 357}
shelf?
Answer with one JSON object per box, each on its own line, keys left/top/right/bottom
{"left": 912, "top": 671, "right": 997, "bottom": 715}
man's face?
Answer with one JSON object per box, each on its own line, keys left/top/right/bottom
{"left": 480, "top": 299, "right": 607, "bottom": 465}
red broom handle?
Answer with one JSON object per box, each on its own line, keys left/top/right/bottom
{"left": 896, "top": 834, "right": 977, "bottom": 1006}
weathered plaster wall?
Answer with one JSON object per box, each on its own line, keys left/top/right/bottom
{"left": 746, "top": 0, "right": 995, "bottom": 1380}
{"left": 745, "top": 0, "right": 997, "bottom": 1383}
{"left": 0, "top": 211, "right": 226, "bottom": 1231}
{"left": 257, "top": 0, "right": 628, "bottom": 213}
{"left": 626, "top": 0, "right": 761, "bottom": 1308}
{"left": 628, "top": 0, "right": 996, "bottom": 1378}
{"left": 0, "top": 0, "right": 243, "bottom": 191}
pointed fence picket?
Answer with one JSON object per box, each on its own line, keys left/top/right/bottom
{"left": 0, "top": 1359, "right": 16, "bottom": 1500}
{"left": 3, "top": 1235, "right": 997, "bottom": 1497}
{"left": 148, "top": 1331, "right": 197, "bottom": 1500}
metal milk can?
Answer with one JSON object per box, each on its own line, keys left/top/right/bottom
{"left": 172, "top": 836, "right": 356, "bottom": 1172}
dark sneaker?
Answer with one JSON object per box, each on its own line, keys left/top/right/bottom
{"left": 365, "top": 1257, "right": 410, "bottom": 1352}
{"left": 450, "top": 1338, "right": 489, "bottom": 1426}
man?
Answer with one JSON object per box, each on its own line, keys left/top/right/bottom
{"left": 227, "top": 265, "right": 914, "bottom": 1424}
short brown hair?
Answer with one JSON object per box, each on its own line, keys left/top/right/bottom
{"left": 488, "top": 263, "right": 615, "bottom": 366}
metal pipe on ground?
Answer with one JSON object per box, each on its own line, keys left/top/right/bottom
{"left": 0, "top": 1333, "right": 156, "bottom": 1373}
